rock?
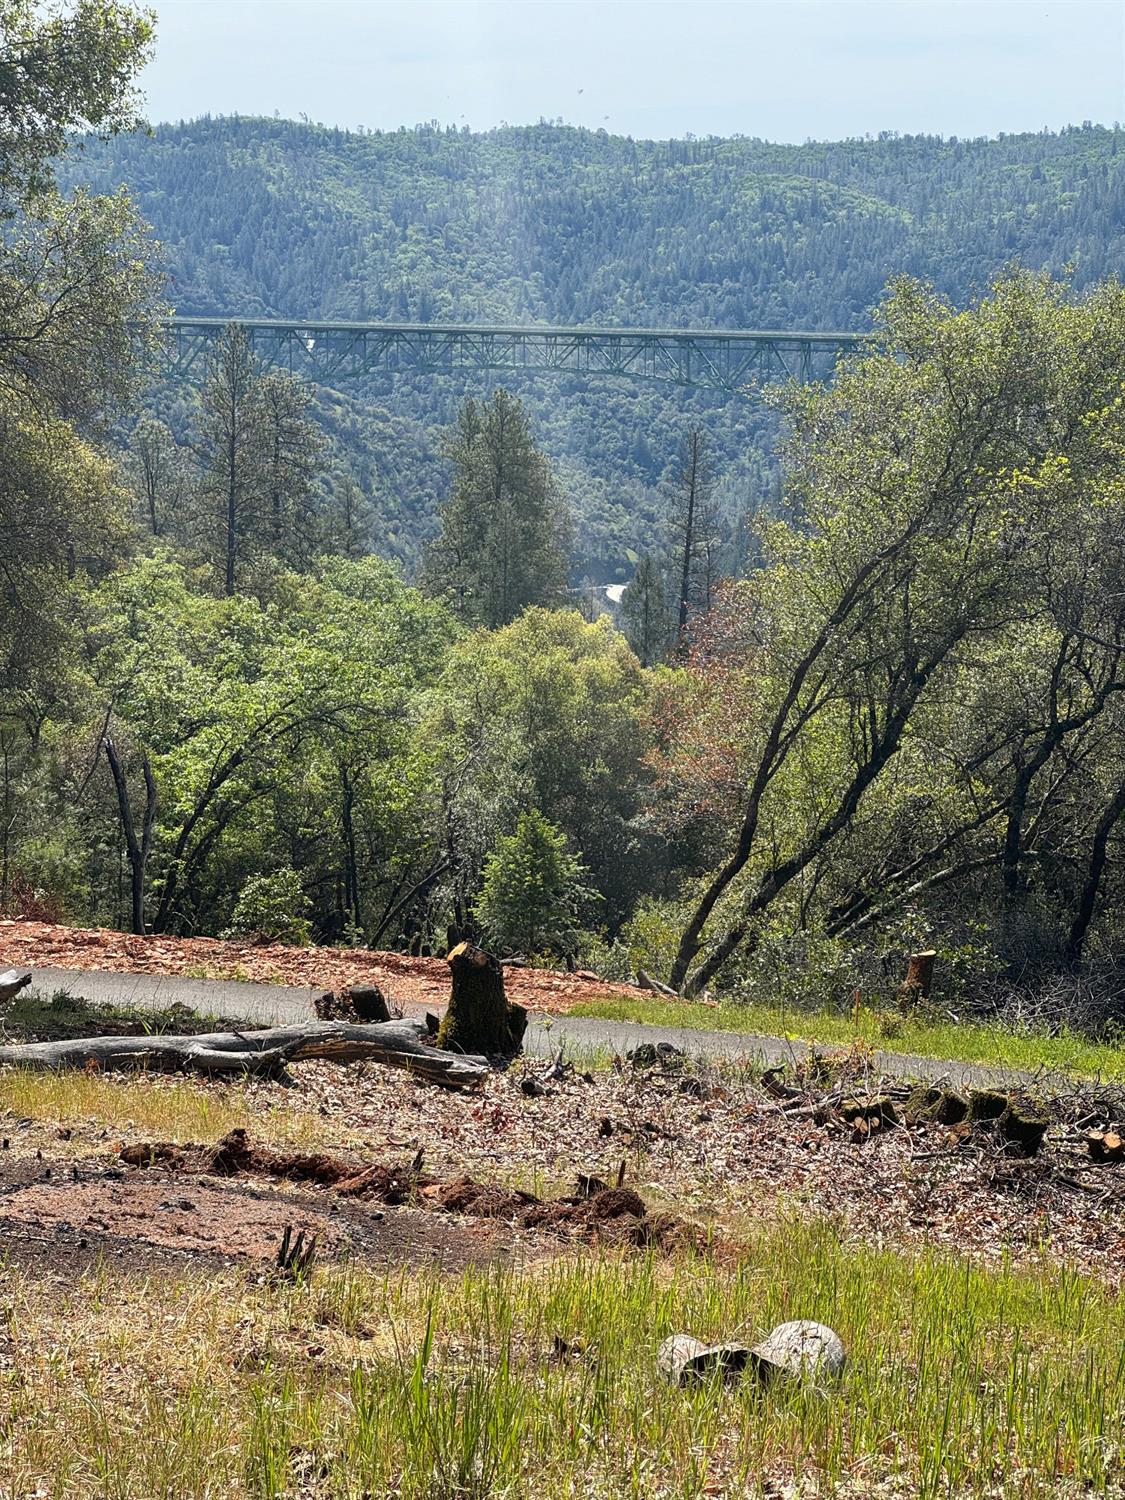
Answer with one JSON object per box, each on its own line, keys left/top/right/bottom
{"left": 658, "top": 1320, "right": 845, "bottom": 1387}
{"left": 750, "top": 1320, "right": 847, "bottom": 1383}
{"left": 0, "top": 970, "right": 32, "bottom": 1005}
{"left": 657, "top": 1334, "right": 754, "bottom": 1384}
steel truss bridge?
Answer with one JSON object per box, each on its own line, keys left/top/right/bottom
{"left": 163, "top": 317, "right": 867, "bottom": 394}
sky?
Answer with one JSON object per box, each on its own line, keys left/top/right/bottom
{"left": 141, "top": 0, "right": 1124, "bottom": 143}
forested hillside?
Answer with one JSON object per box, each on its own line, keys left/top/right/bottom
{"left": 65, "top": 118, "right": 1125, "bottom": 575}
{"left": 66, "top": 117, "right": 1125, "bottom": 325}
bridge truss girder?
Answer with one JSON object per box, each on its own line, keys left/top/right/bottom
{"left": 161, "top": 318, "right": 866, "bottom": 394}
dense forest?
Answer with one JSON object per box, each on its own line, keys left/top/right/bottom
{"left": 64, "top": 117, "right": 1125, "bottom": 577}
{"left": 5, "top": 6, "right": 1125, "bottom": 1021}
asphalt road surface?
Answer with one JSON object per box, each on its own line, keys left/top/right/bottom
{"left": 17, "top": 964, "right": 1045, "bottom": 1091}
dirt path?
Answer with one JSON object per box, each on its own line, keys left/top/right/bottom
{"left": 0, "top": 1152, "right": 533, "bottom": 1276}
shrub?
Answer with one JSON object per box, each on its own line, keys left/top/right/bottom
{"left": 226, "top": 868, "right": 312, "bottom": 945}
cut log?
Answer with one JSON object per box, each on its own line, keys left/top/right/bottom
{"left": 0, "top": 1019, "right": 489, "bottom": 1090}
{"left": 436, "top": 942, "right": 527, "bottom": 1056}
{"left": 657, "top": 1334, "right": 753, "bottom": 1384}
{"left": 1085, "top": 1129, "right": 1124, "bottom": 1164}
{"left": 0, "top": 970, "right": 32, "bottom": 1005}
{"left": 898, "top": 950, "right": 936, "bottom": 1010}
{"left": 750, "top": 1320, "right": 846, "bottom": 1382}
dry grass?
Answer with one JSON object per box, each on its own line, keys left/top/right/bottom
{"left": 0, "top": 1068, "right": 324, "bottom": 1148}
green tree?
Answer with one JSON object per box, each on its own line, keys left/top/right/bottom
{"left": 477, "top": 810, "right": 596, "bottom": 959}
{"left": 668, "top": 427, "right": 717, "bottom": 648}
{"left": 194, "top": 328, "right": 324, "bottom": 591}
{"left": 0, "top": 1, "right": 160, "bottom": 692}
{"left": 620, "top": 553, "right": 670, "bottom": 666}
{"left": 128, "top": 415, "right": 187, "bottom": 538}
{"left": 259, "top": 369, "right": 324, "bottom": 569}
{"left": 424, "top": 389, "right": 569, "bottom": 627}
{"left": 668, "top": 271, "right": 1125, "bottom": 995}
{"left": 0, "top": 0, "right": 152, "bottom": 208}
{"left": 429, "top": 608, "right": 656, "bottom": 935}
{"left": 195, "top": 324, "right": 267, "bottom": 595}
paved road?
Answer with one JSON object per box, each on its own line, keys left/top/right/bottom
{"left": 17, "top": 965, "right": 1047, "bottom": 1091}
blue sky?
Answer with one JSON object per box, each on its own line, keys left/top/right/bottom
{"left": 143, "top": 0, "right": 1122, "bottom": 142}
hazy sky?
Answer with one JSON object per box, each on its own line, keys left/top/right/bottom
{"left": 141, "top": 0, "right": 1123, "bottom": 143}
{"left": 143, "top": 0, "right": 1125, "bottom": 141}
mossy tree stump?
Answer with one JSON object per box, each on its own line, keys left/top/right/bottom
{"left": 436, "top": 942, "right": 528, "bottom": 1056}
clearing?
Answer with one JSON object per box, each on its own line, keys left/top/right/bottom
{"left": 3, "top": 921, "right": 1125, "bottom": 1495}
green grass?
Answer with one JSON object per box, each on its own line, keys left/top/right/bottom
{"left": 3, "top": 1218, "right": 1123, "bottom": 1497}
{"left": 570, "top": 994, "right": 1125, "bottom": 1079}
{"left": 3, "top": 986, "right": 229, "bottom": 1042}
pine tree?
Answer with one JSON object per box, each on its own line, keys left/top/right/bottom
{"left": 259, "top": 369, "right": 323, "bottom": 570}
{"left": 194, "top": 325, "right": 323, "bottom": 591}
{"left": 424, "top": 389, "right": 569, "bottom": 627}
{"left": 620, "top": 553, "right": 670, "bottom": 666}
{"left": 127, "top": 416, "right": 186, "bottom": 539}
{"left": 668, "top": 428, "right": 716, "bottom": 652}
{"left": 196, "top": 324, "right": 267, "bottom": 595}
{"left": 476, "top": 810, "right": 596, "bottom": 960}
{"left": 325, "top": 473, "right": 376, "bottom": 558}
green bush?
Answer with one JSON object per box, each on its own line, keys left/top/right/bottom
{"left": 226, "top": 868, "right": 312, "bottom": 945}
{"left": 619, "top": 897, "right": 687, "bottom": 983}
{"left": 477, "top": 811, "right": 597, "bottom": 960}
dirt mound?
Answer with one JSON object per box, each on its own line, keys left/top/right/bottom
{"left": 120, "top": 1129, "right": 430, "bottom": 1195}
{"left": 118, "top": 1132, "right": 694, "bottom": 1250}
{"left": 422, "top": 1175, "right": 539, "bottom": 1217}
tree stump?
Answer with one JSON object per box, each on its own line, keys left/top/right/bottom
{"left": 436, "top": 942, "right": 528, "bottom": 1056}
{"left": 898, "top": 950, "right": 936, "bottom": 1010}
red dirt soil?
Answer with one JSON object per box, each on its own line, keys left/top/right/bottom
{"left": 116, "top": 1129, "right": 695, "bottom": 1251}
{"left": 0, "top": 1157, "right": 530, "bottom": 1272}
{"left": 0, "top": 917, "right": 652, "bottom": 1016}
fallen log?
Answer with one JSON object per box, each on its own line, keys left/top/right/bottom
{"left": 0, "top": 1018, "right": 489, "bottom": 1090}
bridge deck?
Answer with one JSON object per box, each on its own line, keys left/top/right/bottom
{"left": 162, "top": 317, "right": 869, "bottom": 392}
